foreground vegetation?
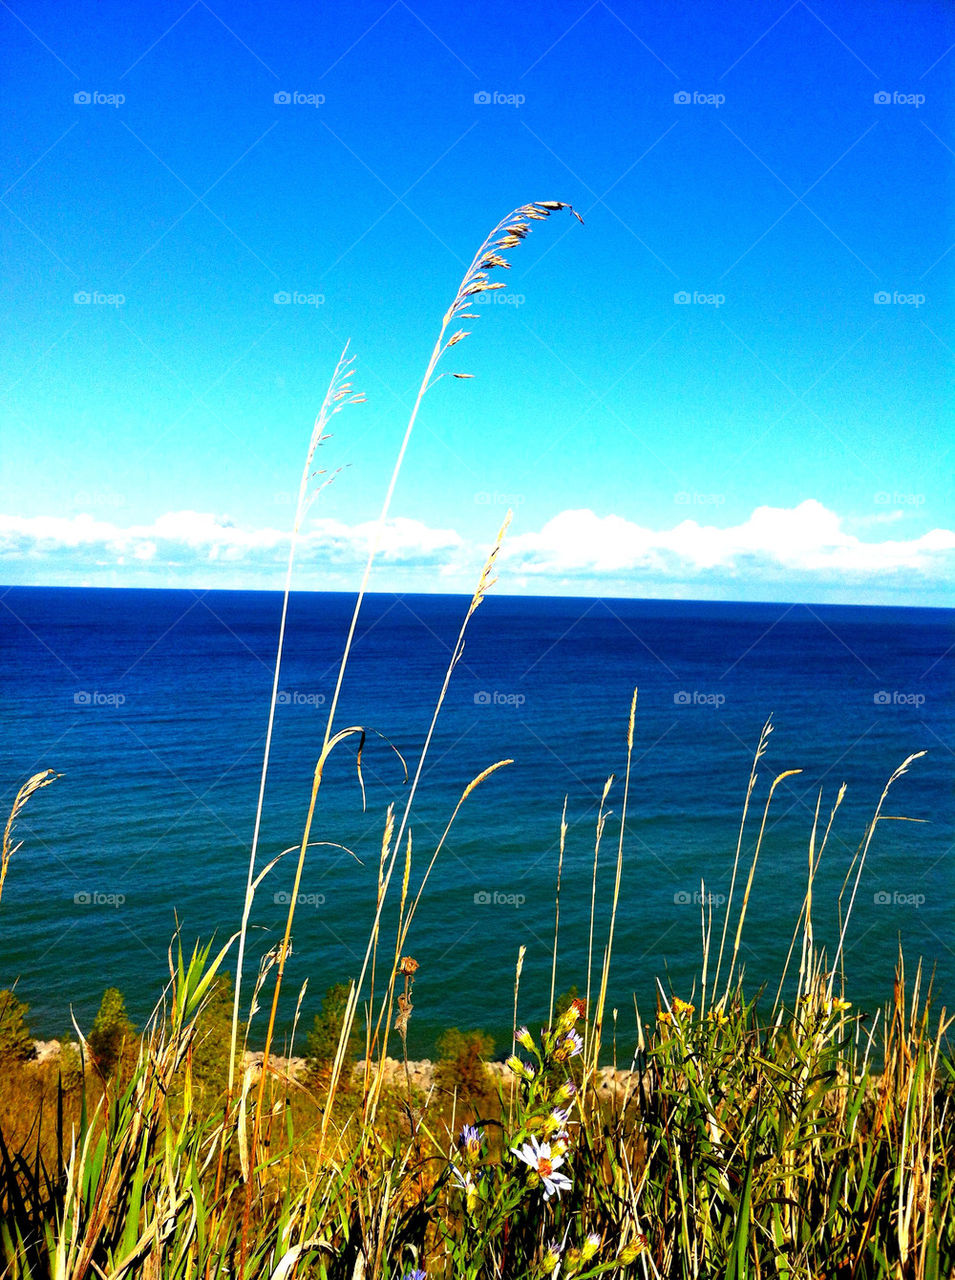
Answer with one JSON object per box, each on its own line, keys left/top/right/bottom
{"left": 1, "top": 202, "right": 952, "bottom": 1277}
{"left": 0, "top": 933, "right": 952, "bottom": 1278}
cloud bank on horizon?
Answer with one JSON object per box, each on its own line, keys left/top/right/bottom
{"left": 2, "top": 500, "right": 952, "bottom": 605}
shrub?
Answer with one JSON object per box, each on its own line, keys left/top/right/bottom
{"left": 305, "top": 982, "right": 361, "bottom": 1077}
{"left": 434, "top": 1027, "right": 495, "bottom": 1101}
{"left": 0, "top": 989, "right": 34, "bottom": 1062}
{"left": 190, "top": 973, "right": 244, "bottom": 1101}
{"left": 88, "top": 987, "right": 134, "bottom": 1077}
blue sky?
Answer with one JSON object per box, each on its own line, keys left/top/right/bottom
{"left": 1, "top": 0, "right": 952, "bottom": 603}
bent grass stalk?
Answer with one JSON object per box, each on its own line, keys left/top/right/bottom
{"left": 0, "top": 769, "right": 58, "bottom": 907}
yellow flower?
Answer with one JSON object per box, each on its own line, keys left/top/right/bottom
{"left": 581, "top": 1233, "right": 601, "bottom": 1261}
{"left": 618, "top": 1234, "right": 648, "bottom": 1263}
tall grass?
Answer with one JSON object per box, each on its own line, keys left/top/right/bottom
{"left": 1, "top": 202, "right": 952, "bottom": 1279}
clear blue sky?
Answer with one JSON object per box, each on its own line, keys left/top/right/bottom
{"left": 2, "top": 0, "right": 952, "bottom": 602}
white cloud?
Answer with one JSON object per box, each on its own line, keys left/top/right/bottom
{"left": 503, "top": 500, "right": 955, "bottom": 582}
{"left": 0, "top": 509, "right": 462, "bottom": 572}
{"left": 0, "top": 501, "right": 951, "bottom": 601}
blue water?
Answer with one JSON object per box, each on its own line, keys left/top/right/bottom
{"left": 0, "top": 587, "right": 951, "bottom": 1055}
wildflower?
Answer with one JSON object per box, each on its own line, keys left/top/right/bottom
{"left": 707, "top": 1006, "right": 729, "bottom": 1025}
{"left": 459, "top": 1124, "right": 483, "bottom": 1161}
{"left": 544, "top": 1106, "right": 570, "bottom": 1137}
{"left": 555, "top": 1078, "right": 577, "bottom": 1105}
{"left": 401, "top": 1272, "right": 426, "bottom": 1280}
{"left": 557, "top": 998, "right": 587, "bottom": 1032}
{"left": 399, "top": 955, "right": 419, "bottom": 975}
{"left": 516, "top": 1024, "right": 535, "bottom": 1051}
{"left": 831, "top": 997, "right": 852, "bottom": 1014}
{"left": 617, "top": 1234, "right": 648, "bottom": 1263}
{"left": 511, "top": 1134, "right": 572, "bottom": 1200}
{"left": 506, "top": 1053, "right": 536, "bottom": 1080}
{"left": 672, "top": 997, "right": 695, "bottom": 1018}
{"left": 451, "top": 1166, "right": 481, "bottom": 1215}
{"left": 552, "top": 1029, "right": 583, "bottom": 1063}
{"left": 657, "top": 1010, "right": 672, "bottom": 1026}
{"left": 541, "top": 1239, "right": 562, "bottom": 1274}
{"left": 581, "top": 1233, "right": 601, "bottom": 1261}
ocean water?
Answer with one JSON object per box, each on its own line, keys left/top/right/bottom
{"left": 0, "top": 587, "right": 951, "bottom": 1055}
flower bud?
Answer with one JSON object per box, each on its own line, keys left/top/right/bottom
{"left": 581, "top": 1232, "right": 600, "bottom": 1261}
{"left": 617, "top": 1235, "right": 648, "bottom": 1264}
